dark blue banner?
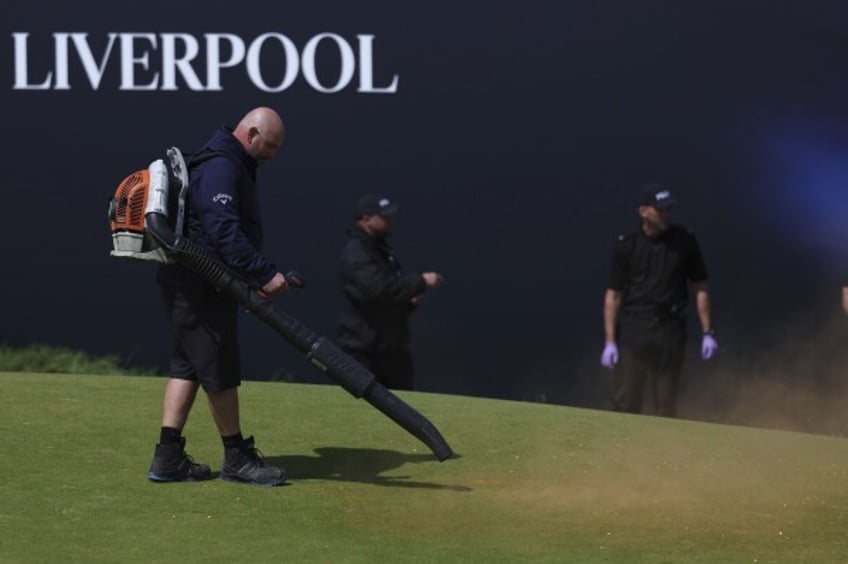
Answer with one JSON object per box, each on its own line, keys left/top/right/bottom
{"left": 3, "top": 2, "right": 848, "bottom": 421}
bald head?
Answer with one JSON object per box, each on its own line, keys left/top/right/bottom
{"left": 233, "top": 107, "right": 285, "bottom": 163}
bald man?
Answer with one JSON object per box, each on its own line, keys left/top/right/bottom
{"left": 149, "top": 107, "right": 289, "bottom": 486}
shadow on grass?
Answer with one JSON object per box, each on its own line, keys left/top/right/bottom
{"left": 266, "top": 447, "right": 471, "bottom": 491}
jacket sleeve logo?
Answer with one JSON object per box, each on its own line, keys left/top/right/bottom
{"left": 213, "top": 193, "right": 233, "bottom": 205}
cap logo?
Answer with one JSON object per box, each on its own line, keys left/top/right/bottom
{"left": 379, "top": 198, "right": 391, "bottom": 208}
{"left": 655, "top": 190, "right": 671, "bottom": 201}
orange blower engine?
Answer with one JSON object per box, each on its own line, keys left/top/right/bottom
{"left": 107, "top": 147, "right": 191, "bottom": 264}
{"left": 108, "top": 168, "right": 172, "bottom": 263}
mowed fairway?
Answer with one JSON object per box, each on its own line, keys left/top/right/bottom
{"left": 2, "top": 373, "right": 847, "bottom": 563}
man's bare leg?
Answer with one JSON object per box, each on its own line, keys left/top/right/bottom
{"left": 206, "top": 387, "right": 241, "bottom": 436}
{"left": 161, "top": 378, "right": 200, "bottom": 429}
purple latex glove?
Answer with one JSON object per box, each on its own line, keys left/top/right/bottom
{"left": 701, "top": 334, "right": 719, "bottom": 360}
{"left": 600, "top": 342, "right": 619, "bottom": 369}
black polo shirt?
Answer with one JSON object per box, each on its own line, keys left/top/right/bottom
{"left": 608, "top": 224, "right": 708, "bottom": 318}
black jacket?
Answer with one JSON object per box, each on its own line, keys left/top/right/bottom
{"left": 157, "top": 126, "right": 277, "bottom": 289}
{"left": 336, "top": 225, "right": 427, "bottom": 353}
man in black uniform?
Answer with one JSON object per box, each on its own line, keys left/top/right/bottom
{"left": 599, "top": 184, "right": 719, "bottom": 417}
{"left": 336, "top": 194, "right": 443, "bottom": 390}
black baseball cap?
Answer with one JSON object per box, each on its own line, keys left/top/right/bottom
{"left": 356, "top": 194, "right": 400, "bottom": 217}
{"left": 639, "top": 183, "right": 678, "bottom": 210}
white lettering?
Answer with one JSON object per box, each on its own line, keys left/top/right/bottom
{"left": 13, "top": 33, "right": 51, "bottom": 89}
{"left": 161, "top": 33, "right": 203, "bottom": 91}
{"left": 53, "top": 33, "right": 71, "bottom": 90}
{"left": 205, "top": 33, "right": 246, "bottom": 91}
{"left": 11, "top": 31, "right": 399, "bottom": 94}
{"left": 70, "top": 33, "right": 118, "bottom": 90}
{"left": 357, "top": 35, "right": 398, "bottom": 93}
{"left": 301, "top": 33, "right": 355, "bottom": 94}
{"left": 246, "top": 33, "right": 299, "bottom": 93}
{"left": 119, "top": 33, "right": 159, "bottom": 91}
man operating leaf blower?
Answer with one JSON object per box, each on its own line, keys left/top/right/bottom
{"left": 108, "top": 107, "right": 452, "bottom": 487}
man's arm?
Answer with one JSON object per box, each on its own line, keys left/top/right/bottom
{"left": 341, "top": 243, "right": 427, "bottom": 305}
{"left": 842, "top": 286, "right": 848, "bottom": 315}
{"left": 692, "top": 280, "right": 719, "bottom": 360}
{"left": 601, "top": 236, "right": 629, "bottom": 369}
{"left": 603, "top": 289, "right": 622, "bottom": 344}
{"left": 600, "top": 289, "right": 622, "bottom": 369}
{"left": 692, "top": 280, "right": 713, "bottom": 333}
{"left": 194, "top": 164, "right": 277, "bottom": 289}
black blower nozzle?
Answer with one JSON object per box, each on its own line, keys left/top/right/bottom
{"left": 146, "top": 213, "right": 453, "bottom": 461}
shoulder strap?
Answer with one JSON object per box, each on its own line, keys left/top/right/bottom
{"left": 171, "top": 149, "right": 231, "bottom": 237}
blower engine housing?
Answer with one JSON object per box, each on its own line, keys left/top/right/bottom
{"left": 107, "top": 147, "right": 190, "bottom": 264}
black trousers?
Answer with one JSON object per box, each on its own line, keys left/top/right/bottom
{"left": 346, "top": 348, "right": 415, "bottom": 391}
{"left": 611, "top": 316, "right": 686, "bottom": 417}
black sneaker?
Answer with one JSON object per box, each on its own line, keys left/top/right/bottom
{"left": 220, "top": 436, "right": 287, "bottom": 486}
{"left": 148, "top": 437, "right": 212, "bottom": 482}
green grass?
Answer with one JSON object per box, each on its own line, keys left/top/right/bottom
{"left": 2, "top": 373, "right": 848, "bottom": 563}
{"left": 0, "top": 344, "right": 159, "bottom": 375}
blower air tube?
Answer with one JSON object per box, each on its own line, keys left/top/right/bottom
{"left": 146, "top": 212, "right": 453, "bottom": 461}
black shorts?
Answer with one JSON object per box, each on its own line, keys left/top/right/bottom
{"left": 161, "top": 286, "right": 241, "bottom": 392}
